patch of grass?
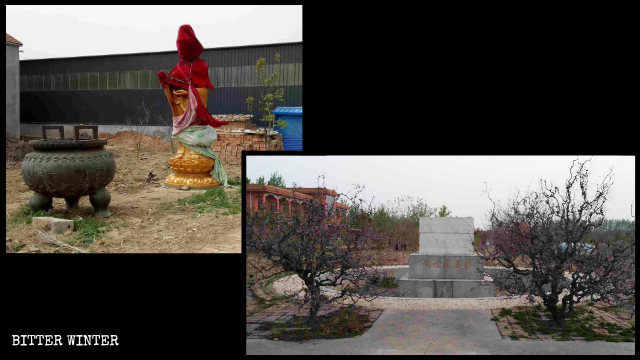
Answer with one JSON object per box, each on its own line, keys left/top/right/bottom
{"left": 249, "top": 271, "right": 296, "bottom": 314}
{"left": 251, "top": 283, "right": 379, "bottom": 342}
{"left": 178, "top": 188, "right": 220, "bottom": 206}
{"left": 12, "top": 243, "right": 26, "bottom": 252}
{"left": 598, "top": 320, "right": 607, "bottom": 328}
{"left": 512, "top": 307, "right": 539, "bottom": 336}
{"left": 72, "top": 218, "right": 107, "bottom": 246}
{"left": 606, "top": 335, "right": 620, "bottom": 342}
{"left": 177, "top": 187, "right": 241, "bottom": 215}
{"left": 156, "top": 201, "right": 176, "bottom": 212}
{"left": 473, "top": 232, "right": 480, "bottom": 248}
{"left": 275, "top": 307, "right": 375, "bottom": 341}
{"left": 270, "top": 321, "right": 286, "bottom": 339}
{"left": 317, "top": 308, "right": 370, "bottom": 338}
{"left": 227, "top": 177, "right": 242, "bottom": 186}
{"left": 619, "top": 328, "right": 635, "bottom": 337}
{"left": 491, "top": 316, "right": 500, "bottom": 322}
{"left": 539, "top": 326, "right": 554, "bottom": 334}
{"left": 225, "top": 188, "right": 241, "bottom": 215}
{"left": 605, "top": 322, "right": 621, "bottom": 334}
{"left": 499, "top": 308, "right": 513, "bottom": 317}
{"left": 368, "top": 275, "right": 398, "bottom": 289}
{"left": 368, "top": 275, "right": 381, "bottom": 284}
{"left": 254, "top": 296, "right": 269, "bottom": 310}
{"left": 9, "top": 205, "right": 50, "bottom": 227}
{"left": 503, "top": 304, "right": 635, "bottom": 342}
{"left": 379, "top": 276, "right": 398, "bottom": 289}
{"left": 531, "top": 311, "right": 541, "bottom": 319}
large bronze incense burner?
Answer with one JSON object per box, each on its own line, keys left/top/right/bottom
{"left": 21, "top": 125, "right": 116, "bottom": 217}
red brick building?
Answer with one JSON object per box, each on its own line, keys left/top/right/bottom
{"left": 246, "top": 184, "right": 349, "bottom": 222}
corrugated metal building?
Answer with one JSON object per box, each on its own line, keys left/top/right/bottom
{"left": 19, "top": 42, "right": 302, "bottom": 131}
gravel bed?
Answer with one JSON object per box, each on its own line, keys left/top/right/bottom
{"left": 270, "top": 266, "right": 578, "bottom": 311}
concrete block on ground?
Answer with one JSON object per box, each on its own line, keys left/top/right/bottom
{"left": 32, "top": 217, "right": 74, "bottom": 234}
{"left": 31, "top": 217, "right": 53, "bottom": 231}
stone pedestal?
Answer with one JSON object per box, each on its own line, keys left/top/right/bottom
{"left": 398, "top": 217, "right": 493, "bottom": 298}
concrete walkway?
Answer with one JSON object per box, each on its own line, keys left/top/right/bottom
{"left": 246, "top": 309, "right": 635, "bottom": 355}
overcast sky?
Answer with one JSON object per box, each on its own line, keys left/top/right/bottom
{"left": 6, "top": 5, "right": 302, "bottom": 60}
{"left": 247, "top": 156, "right": 635, "bottom": 229}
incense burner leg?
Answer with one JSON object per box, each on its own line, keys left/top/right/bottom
{"left": 90, "top": 187, "right": 112, "bottom": 218}
{"left": 28, "top": 192, "right": 53, "bottom": 213}
{"left": 64, "top": 196, "right": 80, "bottom": 210}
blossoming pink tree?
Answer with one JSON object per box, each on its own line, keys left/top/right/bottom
{"left": 246, "top": 183, "right": 387, "bottom": 323}
{"left": 478, "top": 159, "right": 635, "bottom": 325}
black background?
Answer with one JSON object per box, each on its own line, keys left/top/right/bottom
{"left": 3, "top": 2, "right": 636, "bottom": 356}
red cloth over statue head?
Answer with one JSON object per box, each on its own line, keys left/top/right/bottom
{"left": 177, "top": 24, "right": 203, "bottom": 62}
{"left": 161, "top": 24, "right": 214, "bottom": 91}
{"left": 157, "top": 24, "right": 227, "bottom": 128}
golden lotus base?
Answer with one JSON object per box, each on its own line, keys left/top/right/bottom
{"left": 165, "top": 142, "right": 220, "bottom": 189}
{"left": 165, "top": 173, "right": 220, "bottom": 188}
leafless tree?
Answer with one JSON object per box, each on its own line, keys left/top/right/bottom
{"left": 479, "top": 158, "right": 635, "bottom": 326}
{"left": 246, "top": 178, "right": 387, "bottom": 323}
{"left": 126, "top": 101, "right": 151, "bottom": 160}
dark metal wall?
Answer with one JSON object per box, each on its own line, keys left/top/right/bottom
{"left": 19, "top": 42, "right": 302, "bottom": 126}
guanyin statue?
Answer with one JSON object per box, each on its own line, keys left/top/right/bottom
{"left": 157, "top": 24, "right": 229, "bottom": 188}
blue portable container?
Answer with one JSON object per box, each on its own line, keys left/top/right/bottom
{"left": 273, "top": 107, "right": 302, "bottom": 151}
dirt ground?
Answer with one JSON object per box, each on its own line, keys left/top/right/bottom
{"left": 6, "top": 131, "right": 241, "bottom": 253}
